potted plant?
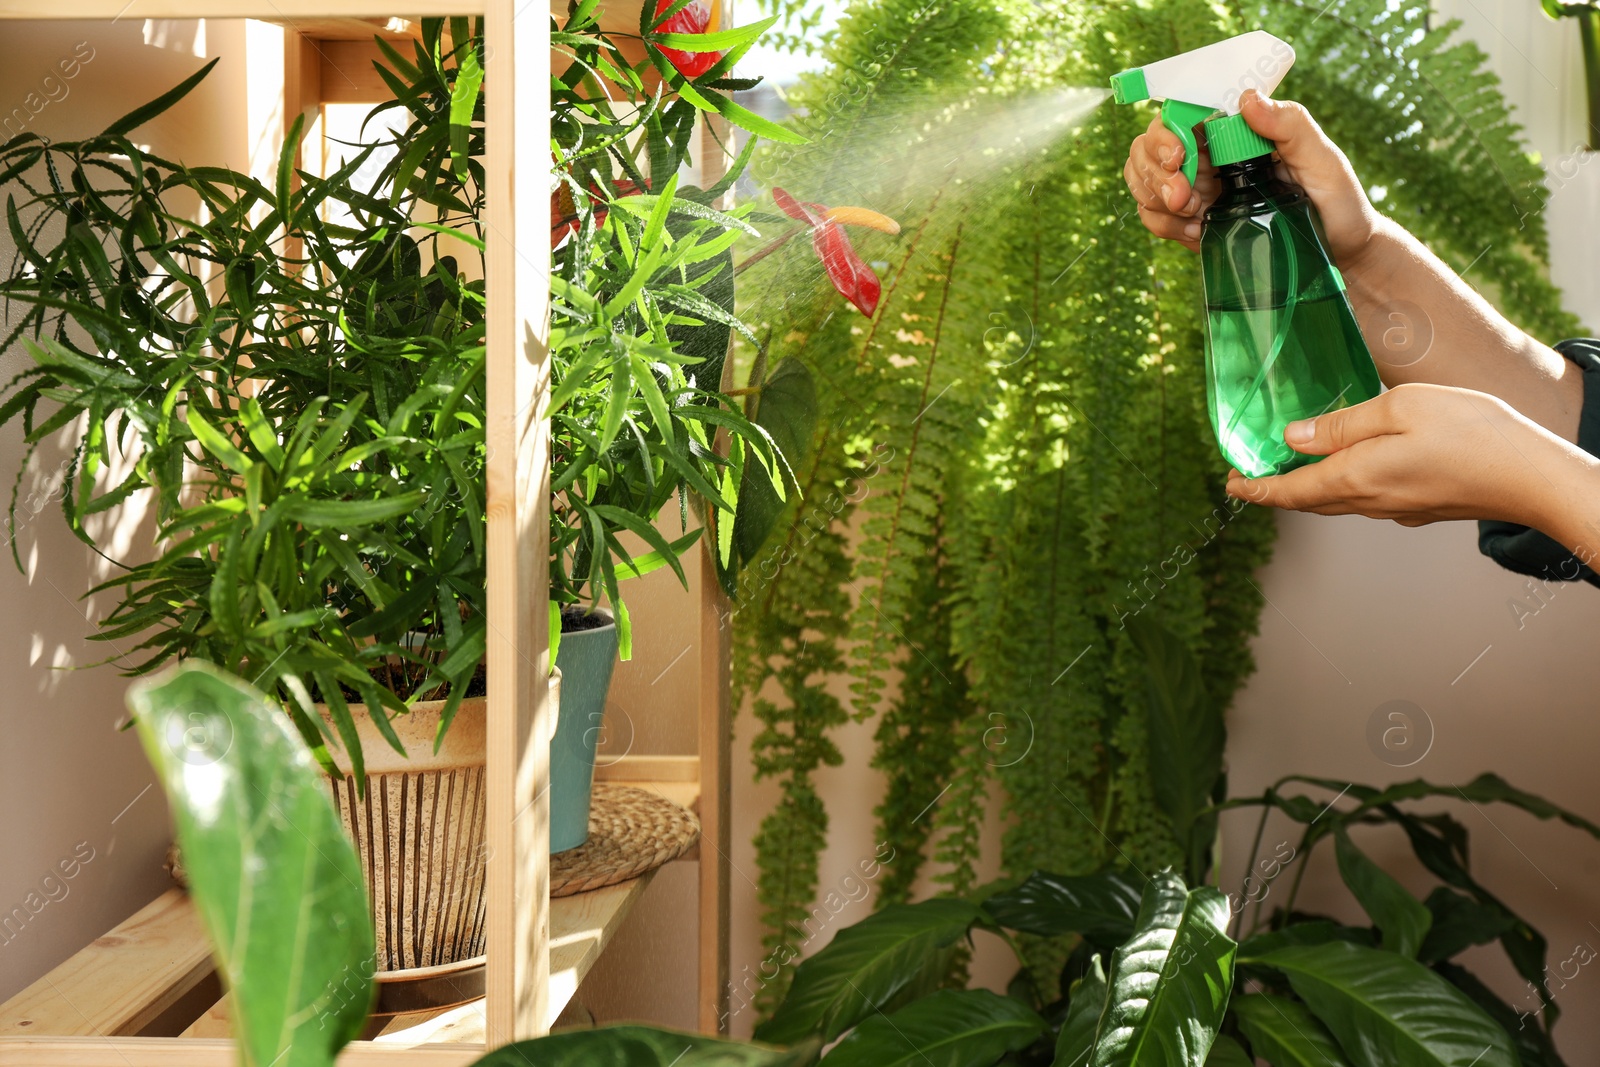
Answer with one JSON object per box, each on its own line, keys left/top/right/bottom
{"left": 0, "top": 24, "right": 499, "bottom": 993}
{"left": 0, "top": 8, "right": 782, "bottom": 989}
{"left": 545, "top": 0, "right": 797, "bottom": 851}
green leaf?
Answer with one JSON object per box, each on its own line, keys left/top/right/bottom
{"left": 1203, "top": 1035, "right": 1253, "bottom": 1067}
{"left": 470, "top": 1025, "right": 817, "bottom": 1067}
{"left": 1239, "top": 922, "right": 1375, "bottom": 961}
{"left": 186, "top": 407, "right": 252, "bottom": 475}
{"left": 1055, "top": 956, "right": 1108, "bottom": 1067}
{"left": 1417, "top": 888, "right": 1517, "bottom": 964}
{"left": 982, "top": 870, "right": 1144, "bottom": 948}
{"left": 1325, "top": 773, "right": 1600, "bottom": 843}
{"left": 818, "top": 988, "right": 1045, "bottom": 1067}
{"left": 105, "top": 58, "right": 220, "bottom": 135}
{"left": 735, "top": 357, "right": 816, "bottom": 566}
{"left": 651, "top": 15, "right": 778, "bottom": 53}
{"left": 1231, "top": 994, "right": 1355, "bottom": 1067}
{"left": 283, "top": 491, "right": 427, "bottom": 528}
{"left": 754, "top": 898, "right": 984, "bottom": 1045}
{"left": 1247, "top": 942, "right": 1516, "bottom": 1067}
{"left": 1333, "top": 826, "right": 1432, "bottom": 958}
{"left": 449, "top": 41, "right": 484, "bottom": 182}
{"left": 1125, "top": 617, "right": 1220, "bottom": 871}
{"left": 1430, "top": 962, "right": 1568, "bottom": 1067}
{"left": 1088, "top": 871, "right": 1236, "bottom": 1067}
{"left": 129, "top": 663, "right": 374, "bottom": 1067}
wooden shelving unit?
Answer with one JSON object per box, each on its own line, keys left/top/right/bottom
{"left": 0, "top": 1, "right": 735, "bottom": 1063}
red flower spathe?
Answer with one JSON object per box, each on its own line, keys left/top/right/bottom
{"left": 772, "top": 188, "right": 898, "bottom": 318}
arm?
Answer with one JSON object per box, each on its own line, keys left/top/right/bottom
{"left": 1342, "top": 220, "right": 1584, "bottom": 444}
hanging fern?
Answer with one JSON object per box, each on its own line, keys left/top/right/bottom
{"left": 732, "top": 0, "right": 1578, "bottom": 1005}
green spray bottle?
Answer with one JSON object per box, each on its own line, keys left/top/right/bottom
{"left": 1111, "top": 31, "right": 1382, "bottom": 477}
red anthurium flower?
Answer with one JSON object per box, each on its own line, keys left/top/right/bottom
{"left": 653, "top": 0, "right": 725, "bottom": 79}
{"left": 772, "top": 187, "right": 901, "bottom": 318}
{"left": 551, "top": 178, "right": 647, "bottom": 249}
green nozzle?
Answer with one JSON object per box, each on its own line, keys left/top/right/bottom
{"left": 1110, "top": 68, "right": 1148, "bottom": 104}
{"left": 1204, "top": 113, "right": 1275, "bottom": 166}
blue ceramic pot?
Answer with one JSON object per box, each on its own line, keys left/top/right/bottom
{"left": 550, "top": 612, "right": 618, "bottom": 853}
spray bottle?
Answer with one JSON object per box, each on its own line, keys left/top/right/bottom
{"left": 1111, "top": 31, "right": 1381, "bottom": 478}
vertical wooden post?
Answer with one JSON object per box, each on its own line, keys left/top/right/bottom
{"left": 697, "top": 54, "right": 736, "bottom": 1029}
{"left": 484, "top": 0, "right": 552, "bottom": 1044}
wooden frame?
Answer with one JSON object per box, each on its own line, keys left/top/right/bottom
{"left": 0, "top": 1, "right": 737, "bottom": 1060}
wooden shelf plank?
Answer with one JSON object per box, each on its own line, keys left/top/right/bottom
{"left": 0, "top": 1037, "right": 482, "bottom": 1066}
{"left": 0, "top": 890, "right": 214, "bottom": 1038}
{"left": 181, "top": 872, "right": 656, "bottom": 1045}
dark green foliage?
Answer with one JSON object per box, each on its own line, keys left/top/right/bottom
{"left": 551, "top": 1, "right": 791, "bottom": 654}
{"left": 731, "top": 0, "right": 1575, "bottom": 1005}
{"left": 0, "top": 30, "right": 494, "bottom": 775}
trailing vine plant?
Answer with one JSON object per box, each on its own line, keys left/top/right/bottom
{"left": 730, "top": 0, "right": 1580, "bottom": 1008}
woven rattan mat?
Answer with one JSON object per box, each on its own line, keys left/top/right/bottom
{"left": 551, "top": 784, "right": 700, "bottom": 897}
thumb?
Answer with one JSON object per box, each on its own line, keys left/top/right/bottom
{"left": 1284, "top": 395, "right": 1399, "bottom": 456}
{"left": 1239, "top": 90, "right": 1354, "bottom": 186}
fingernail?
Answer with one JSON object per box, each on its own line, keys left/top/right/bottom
{"left": 1157, "top": 145, "right": 1173, "bottom": 166}
{"left": 1183, "top": 220, "right": 1202, "bottom": 240}
{"left": 1183, "top": 193, "right": 1201, "bottom": 215}
{"left": 1285, "top": 418, "right": 1315, "bottom": 445}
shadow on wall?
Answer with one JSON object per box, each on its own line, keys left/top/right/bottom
{"left": 0, "top": 17, "right": 255, "bottom": 1004}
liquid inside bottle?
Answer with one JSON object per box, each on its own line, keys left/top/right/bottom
{"left": 1200, "top": 155, "right": 1382, "bottom": 477}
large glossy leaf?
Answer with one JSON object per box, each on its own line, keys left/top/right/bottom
{"left": 1417, "top": 888, "right": 1516, "bottom": 964}
{"left": 1239, "top": 921, "right": 1375, "bottom": 962}
{"left": 1087, "top": 871, "right": 1236, "bottom": 1067}
{"left": 471, "top": 1026, "right": 815, "bottom": 1067}
{"left": 755, "top": 898, "right": 984, "bottom": 1045}
{"left": 734, "top": 356, "right": 816, "bottom": 568}
{"left": 1248, "top": 942, "right": 1515, "bottom": 1067}
{"left": 1333, "top": 826, "right": 1431, "bottom": 957}
{"left": 983, "top": 870, "right": 1144, "bottom": 947}
{"left": 1231, "top": 994, "right": 1354, "bottom": 1067}
{"left": 1126, "top": 618, "right": 1221, "bottom": 868}
{"left": 1055, "top": 956, "right": 1109, "bottom": 1067}
{"left": 818, "top": 988, "right": 1045, "bottom": 1067}
{"left": 130, "top": 663, "right": 374, "bottom": 1067}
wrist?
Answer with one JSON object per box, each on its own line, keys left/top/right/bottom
{"left": 1337, "top": 215, "right": 1400, "bottom": 290}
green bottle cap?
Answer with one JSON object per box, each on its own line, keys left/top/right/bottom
{"left": 1204, "top": 113, "right": 1274, "bottom": 166}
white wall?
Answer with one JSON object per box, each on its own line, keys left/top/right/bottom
{"left": 0, "top": 18, "right": 252, "bottom": 1003}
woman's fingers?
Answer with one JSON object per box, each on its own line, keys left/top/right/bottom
{"left": 1125, "top": 143, "right": 1188, "bottom": 212}
{"left": 1137, "top": 205, "right": 1202, "bottom": 248}
{"left": 1226, "top": 460, "right": 1354, "bottom": 513}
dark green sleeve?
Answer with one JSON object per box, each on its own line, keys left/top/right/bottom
{"left": 1477, "top": 338, "right": 1600, "bottom": 589}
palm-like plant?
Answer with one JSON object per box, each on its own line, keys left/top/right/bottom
{"left": 0, "top": 12, "right": 784, "bottom": 780}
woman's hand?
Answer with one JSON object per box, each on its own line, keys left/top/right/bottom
{"left": 1122, "top": 89, "right": 1382, "bottom": 263}
{"left": 1225, "top": 383, "right": 1596, "bottom": 532}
